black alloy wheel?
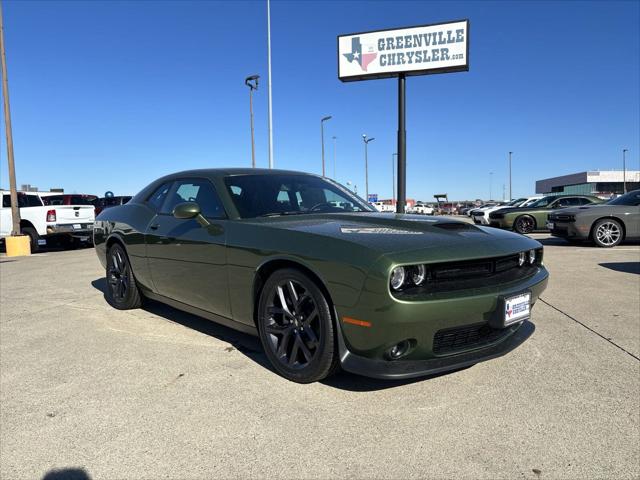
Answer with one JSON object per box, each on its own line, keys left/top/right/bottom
{"left": 514, "top": 215, "right": 535, "bottom": 235}
{"left": 106, "top": 243, "right": 142, "bottom": 309}
{"left": 257, "top": 268, "right": 338, "bottom": 383}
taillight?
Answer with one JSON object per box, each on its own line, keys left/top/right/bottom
{"left": 46, "top": 209, "right": 56, "bottom": 222}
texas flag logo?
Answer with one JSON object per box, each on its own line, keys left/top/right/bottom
{"left": 505, "top": 303, "right": 513, "bottom": 318}
{"left": 343, "top": 37, "right": 377, "bottom": 72}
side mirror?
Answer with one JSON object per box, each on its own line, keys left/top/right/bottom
{"left": 172, "top": 202, "right": 210, "bottom": 227}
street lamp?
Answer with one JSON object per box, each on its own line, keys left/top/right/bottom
{"left": 489, "top": 172, "right": 494, "bottom": 201}
{"left": 244, "top": 75, "right": 259, "bottom": 168}
{"left": 392, "top": 153, "right": 397, "bottom": 205}
{"left": 363, "top": 134, "right": 375, "bottom": 201}
{"left": 332, "top": 136, "right": 337, "bottom": 179}
{"left": 623, "top": 148, "right": 628, "bottom": 194}
{"left": 320, "top": 115, "right": 332, "bottom": 176}
{"left": 508, "top": 151, "right": 513, "bottom": 200}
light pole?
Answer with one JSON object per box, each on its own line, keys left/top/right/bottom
{"left": 320, "top": 115, "right": 332, "bottom": 176}
{"left": 392, "top": 153, "right": 397, "bottom": 205}
{"left": 363, "top": 134, "right": 375, "bottom": 201}
{"left": 623, "top": 149, "right": 628, "bottom": 194}
{"left": 508, "top": 151, "right": 513, "bottom": 200}
{"left": 489, "top": 172, "right": 494, "bottom": 201}
{"left": 266, "top": 0, "right": 274, "bottom": 168}
{"left": 0, "top": 3, "right": 20, "bottom": 236}
{"left": 347, "top": 181, "right": 357, "bottom": 195}
{"left": 245, "top": 75, "right": 259, "bottom": 168}
{"left": 332, "top": 136, "right": 337, "bottom": 179}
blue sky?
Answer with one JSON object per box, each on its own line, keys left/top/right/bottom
{"left": 1, "top": 0, "right": 639, "bottom": 201}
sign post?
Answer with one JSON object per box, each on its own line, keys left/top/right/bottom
{"left": 338, "top": 20, "right": 469, "bottom": 213}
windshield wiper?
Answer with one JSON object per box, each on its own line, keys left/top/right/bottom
{"left": 259, "top": 211, "right": 309, "bottom": 217}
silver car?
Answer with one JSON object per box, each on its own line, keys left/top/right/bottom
{"left": 547, "top": 190, "right": 640, "bottom": 247}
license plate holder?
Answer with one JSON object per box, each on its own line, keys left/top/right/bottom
{"left": 547, "top": 221, "right": 554, "bottom": 230}
{"left": 502, "top": 292, "right": 531, "bottom": 327}
{"left": 73, "top": 224, "right": 81, "bottom": 230}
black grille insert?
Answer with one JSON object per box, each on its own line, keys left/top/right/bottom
{"left": 433, "top": 323, "right": 512, "bottom": 355}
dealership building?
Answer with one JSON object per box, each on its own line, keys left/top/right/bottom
{"left": 535, "top": 170, "right": 640, "bottom": 197}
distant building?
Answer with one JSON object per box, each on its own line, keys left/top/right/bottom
{"left": 536, "top": 170, "right": 640, "bottom": 197}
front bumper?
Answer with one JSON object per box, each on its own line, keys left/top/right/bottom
{"left": 472, "top": 215, "right": 489, "bottom": 225}
{"left": 547, "top": 221, "right": 588, "bottom": 239}
{"left": 340, "top": 320, "right": 534, "bottom": 380}
{"left": 336, "top": 266, "right": 548, "bottom": 380}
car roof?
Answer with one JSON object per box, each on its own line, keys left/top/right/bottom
{"left": 160, "top": 168, "right": 319, "bottom": 179}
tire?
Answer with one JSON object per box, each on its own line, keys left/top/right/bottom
{"left": 105, "top": 243, "right": 142, "bottom": 310}
{"left": 514, "top": 215, "right": 536, "bottom": 235}
{"left": 257, "top": 268, "right": 339, "bottom": 383}
{"left": 21, "top": 226, "right": 40, "bottom": 253}
{"left": 592, "top": 218, "right": 623, "bottom": 248}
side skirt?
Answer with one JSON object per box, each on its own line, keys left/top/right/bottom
{"left": 143, "top": 290, "right": 258, "bottom": 337}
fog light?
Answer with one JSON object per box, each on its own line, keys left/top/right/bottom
{"left": 518, "top": 252, "right": 526, "bottom": 266}
{"left": 390, "top": 267, "right": 406, "bottom": 290}
{"left": 387, "top": 340, "right": 411, "bottom": 360}
{"left": 528, "top": 249, "right": 536, "bottom": 264}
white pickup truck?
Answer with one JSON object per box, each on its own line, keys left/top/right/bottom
{"left": 0, "top": 191, "right": 95, "bottom": 251}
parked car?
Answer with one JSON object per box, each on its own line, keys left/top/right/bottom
{"left": 488, "top": 195, "right": 604, "bottom": 234}
{"left": 0, "top": 190, "right": 95, "bottom": 251}
{"left": 408, "top": 202, "right": 434, "bottom": 215}
{"left": 546, "top": 189, "right": 640, "bottom": 247}
{"left": 41, "top": 194, "right": 98, "bottom": 207}
{"left": 94, "top": 195, "right": 132, "bottom": 216}
{"left": 472, "top": 197, "right": 541, "bottom": 225}
{"left": 94, "top": 168, "right": 548, "bottom": 383}
{"left": 371, "top": 201, "right": 395, "bottom": 213}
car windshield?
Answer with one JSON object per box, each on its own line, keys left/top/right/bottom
{"left": 224, "top": 174, "right": 375, "bottom": 218}
{"left": 527, "top": 197, "right": 554, "bottom": 208}
{"left": 606, "top": 190, "right": 640, "bottom": 206}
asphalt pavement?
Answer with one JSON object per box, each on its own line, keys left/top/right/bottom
{"left": 1, "top": 231, "right": 639, "bottom": 479}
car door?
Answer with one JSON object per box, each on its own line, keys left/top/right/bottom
{"left": 0, "top": 193, "right": 12, "bottom": 236}
{"left": 145, "top": 178, "right": 230, "bottom": 318}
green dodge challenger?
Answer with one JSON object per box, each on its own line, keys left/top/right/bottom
{"left": 94, "top": 169, "right": 549, "bottom": 383}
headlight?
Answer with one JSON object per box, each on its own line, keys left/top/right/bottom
{"left": 390, "top": 267, "right": 406, "bottom": 290}
{"left": 518, "top": 252, "right": 526, "bottom": 267}
{"left": 528, "top": 249, "right": 536, "bottom": 264}
{"left": 411, "top": 264, "right": 426, "bottom": 285}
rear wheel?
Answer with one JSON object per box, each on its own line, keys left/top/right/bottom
{"left": 257, "top": 268, "right": 338, "bottom": 383}
{"left": 514, "top": 215, "right": 536, "bottom": 235}
{"left": 21, "top": 226, "right": 40, "bottom": 253}
{"left": 592, "top": 219, "right": 623, "bottom": 248}
{"left": 105, "top": 243, "right": 142, "bottom": 309}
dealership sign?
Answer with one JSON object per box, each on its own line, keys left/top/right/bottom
{"left": 338, "top": 20, "right": 469, "bottom": 82}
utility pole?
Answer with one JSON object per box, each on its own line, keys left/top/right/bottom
{"left": 363, "top": 134, "right": 374, "bottom": 201}
{"left": 623, "top": 149, "right": 628, "bottom": 194}
{"left": 266, "top": 0, "right": 274, "bottom": 168}
{"left": 489, "top": 172, "right": 494, "bottom": 201}
{"left": 0, "top": 2, "right": 20, "bottom": 235}
{"left": 320, "top": 115, "right": 331, "bottom": 176}
{"left": 396, "top": 74, "right": 406, "bottom": 214}
{"left": 245, "top": 75, "right": 259, "bottom": 168}
{"left": 508, "top": 151, "right": 512, "bottom": 200}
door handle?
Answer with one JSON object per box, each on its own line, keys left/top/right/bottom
{"left": 149, "top": 223, "right": 159, "bottom": 230}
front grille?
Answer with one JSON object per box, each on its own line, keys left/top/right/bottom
{"left": 433, "top": 323, "right": 512, "bottom": 355}
{"left": 549, "top": 214, "right": 575, "bottom": 222}
{"left": 473, "top": 212, "right": 485, "bottom": 217}
{"left": 395, "top": 250, "right": 542, "bottom": 298}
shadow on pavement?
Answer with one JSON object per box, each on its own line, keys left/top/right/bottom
{"left": 91, "top": 277, "right": 462, "bottom": 392}
{"left": 599, "top": 262, "right": 640, "bottom": 275}
{"left": 42, "top": 468, "right": 91, "bottom": 480}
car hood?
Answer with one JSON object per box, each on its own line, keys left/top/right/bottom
{"left": 247, "top": 212, "right": 538, "bottom": 257}
{"left": 493, "top": 206, "right": 546, "bottom": 216}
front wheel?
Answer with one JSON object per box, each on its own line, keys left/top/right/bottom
{"left": 592, "top": 219, "right": 623, "bottom": 248}
{"left": 514, "top": 215, "right": 536, "bottom": 235}
{"left": 105, "top": 243, "right": 142, "bottom": 309}
{"left": 257, "top": 268, "right": 339, "bottom": 383}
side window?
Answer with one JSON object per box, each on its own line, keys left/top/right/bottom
{"left": 564, "top": 198, "right": 582, "bottom": 207}
{"left": 161, "top": 179, "right": 226, "bottom": 219}
{"left": 2, "top": 195, "right": 10, "bottom": 208}
{"left": 146, "top": 182, "right": 172, "bottom": 211}
{"left": 578, "top": 198, "right": 592, "bottom": 205}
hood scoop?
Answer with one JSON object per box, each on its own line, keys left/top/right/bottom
{"left": 434, "top": 222, "right": 477, "bottom": 231}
